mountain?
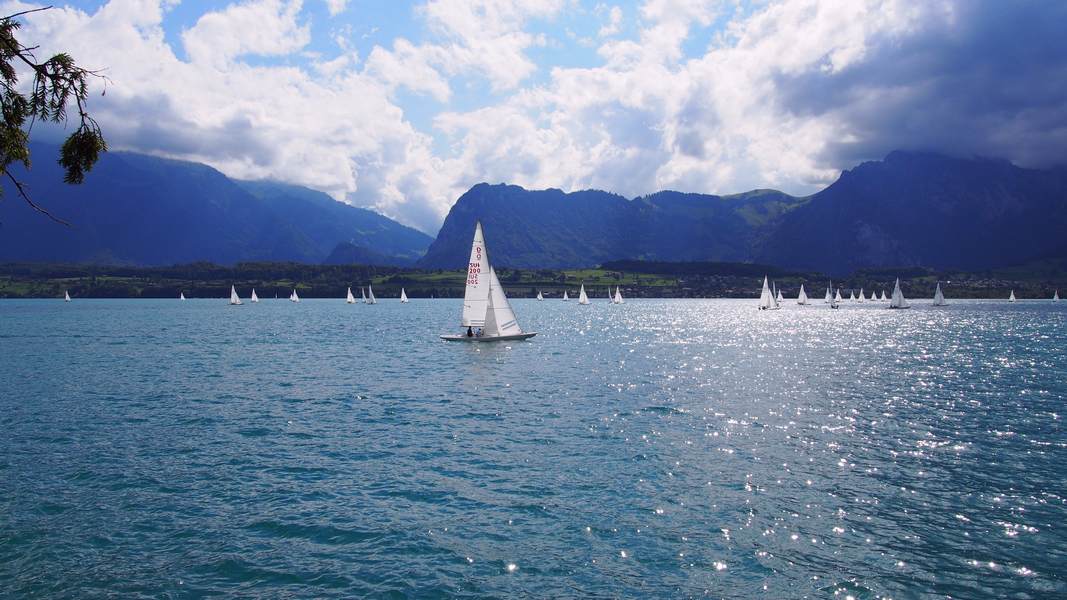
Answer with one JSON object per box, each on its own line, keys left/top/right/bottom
{"left": 322, "top": 242, "right": 414, "bottom": 267}
{"left": 418, "top": 183, "right": 801, "bottom": 268}
{"left": 0, "top": 143, "right": 432, "bottom": 266}
{"left": 420, "top": 152, "right": 1067, "bottom": 273}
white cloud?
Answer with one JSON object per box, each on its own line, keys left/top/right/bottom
{"left": 182, "top": 0, "right": 310, "bottom": 67}
{"left": 323, "top": 0, "right": 346, "bottom": 17}
{"left": 597, "top": 5, "right": 622, "bottom": 37}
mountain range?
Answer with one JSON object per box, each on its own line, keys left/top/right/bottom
{"left": 2, "top": 145, "right": 1065, "bottom": 274}
{"left": 420, "top": 152, "right": 1067, "bottom": 274}
{"left": 0, "top": 143, "right": 431, "bottom": 266}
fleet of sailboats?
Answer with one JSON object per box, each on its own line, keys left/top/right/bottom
{"left": 441, "top": 221, "right": 535, "bottom": 342}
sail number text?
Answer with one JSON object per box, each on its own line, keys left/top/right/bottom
{"left": 467, "top": 246, "right": 482, "bottom": 285}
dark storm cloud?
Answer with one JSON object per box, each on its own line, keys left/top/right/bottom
{"left": 774, "top": 1, "right": 1067, "bottom": 169}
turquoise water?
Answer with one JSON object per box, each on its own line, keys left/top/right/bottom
{"left": 1, "top": 298, "right": 1065, "bottom": 598}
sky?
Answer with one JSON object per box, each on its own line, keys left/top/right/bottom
{"left": 6, "top": 0, "right": 1067, "bottom": 234}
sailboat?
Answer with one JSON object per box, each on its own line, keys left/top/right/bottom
{"left": 888, "top": 278, "right": 910, "bottom": 309}
{"left": 367, "top": 285, "right": 377, "bottom": 304}
{"left": 607, "top": 288, "right": 613, "bottom": 303}
{"left": 758, "top": 276, "right": 779, "bottom": 310}
{"left": 346, "top": 287, "right": 356, "bottom": 304}
{"left": 857, "top": 288, "right": 865, "bottom": 303}
{"left": 1055, "top": 290, "right": 1060, "bottom": 302}
{"left": 536, "top": 290, "right": 543, "bottom": 301}
{"left": 824, "top": 287, "right": 832, "bottom": 303}
{"left": 776, "top": 288, "right": 784, "bottom": 304}
{"left": 441, "top": 222, "right": 536, "bottom": 342}
{"left": 290, "top": 289, "right": 301, "bottom": 303}
{"left": 1008, "top": 290, "right": 1016, "bottom": 303}
{"left": 613, "top": 286, "right": 624, "bottom": 304}
{"left": 835, "top": 288, "right": 843, "bottom": 303}
{"left": 230, "top": 285, "right": 243, "bottom": 306}
{"left": 361, "top": 287, "right": 367, "bottom": 303}
{"left": 880, "top": 290, "right": 888, "bottom": 302}
{"left": 250, "top": 289, "right": 259, "bottom": 303}
{"left": 179, "top": 292, "right": 185, "bottom": 301}
{"left": 848, "top": 290, "right": 856, "bottom": 302}
{"left": 400, "top": 288, "right": 409, "bottom": 303}
{"left": 64, "top": 290, "right": 71, "bottom": 302}
{"left": 562, "top": 290, "right": 569, "bottom": 301}
{"left": 932, "top": 282, "right": 946, "bottom": 306}
{"left": 797, "top": 285, "right": 808, "bottom": 305}
{"left": 829, "top": 281, "right": 839, "bottom": 309}
{"left": 578, "top": 283, "right": 590, "bottom": 305}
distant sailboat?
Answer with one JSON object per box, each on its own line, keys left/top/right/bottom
{"left": 824, "top": 287, "right": 832, "bottom": 303}
{"left": 367, "top": 285, "right": 377, "bottom": 304}
{"left": 1055, "top": 290, "right": 1060, "bottom": 302}
{"left": 758, "top": 276, "right": 779, "bottom": 310}
{"left": 880, "top": 290, "right": 888, "bottom": 302}
{"left": 857, "top": 288, "right": 865, "bottom": 303}
{"left": 361, "top": 287, "right": 367, "bottom": 303}
{"left": 536, "top": 290, "right": 543, "bottom": 301}
{"left": 230, "top": 285, "right": 243, "bottom": 306}
{"left": 1008, "top": 290, "right": 1016, "bottom": 303}
{"left": 776, "top": 288, "right": 784, "bottom": 304}
{"left": 932, "top": 282, "right": 946, "bottom": 306}
{"left": 179, "top": 292, "right": 185, "bottom": 301}
{"left": 64, "top": 290, "right": 71, "bottom": 302}
{"left": 400, "top": 288, "right": 409, "bottom": 303}
{"left": 848, "top": 290, "right": 856, "bottom": 302}
{"left": 888, "top": 278, "right": 910, "bottom": 309}
{"left": 578, "top": 283, "right": 590, "bottom": 305}
{"left": 797, "top": 285, "right": 808, "bottom": 305}
{"left": 250, "top": 289, "right": 259, "bottom": 303}
{"left": 346, "top": 287, "right": 356, "bottom": 304}
{"left": 290, "top": 289, "right": 300, "bottom": 303}
{"left": 441, "top": 221, "right": 535, "bottom": 342}
{"left": 562, "top": 290, "right": 570, "bottom": 301}
{"left": 613, "top": 286, "right": 624, "bottom": 304}
{"left": 835, "top": 288, "right": 843, "bottom": 303}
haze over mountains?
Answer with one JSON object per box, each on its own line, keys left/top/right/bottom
{"left": 2, "top": 146, "right": 1065, "bottom": 275}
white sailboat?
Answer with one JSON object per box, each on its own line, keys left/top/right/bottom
{"left": 291, "top": 289, "right": 301, "bottom": 303}
{"left": 1055, "top": 290, "right": 1060, "bottom": 302}
{"left": 613, "top": 286, "right": 624, "bottom": 304}
{"left": 367, "top": 285, "right": 377, "bottom": 304}
{"left": 562, "top": 290, "right": 569, "bottom": 301}
{"left": 64, "top": 290, "right": 71, "bottom": 302}
{"left": 797, "top": 285, "right": 808, "bottom": 305}
{"left": 776, "top": 288, "right": 784, "bottom": 304}
{"left": 578, "top": 283, "right": 590, "bottom": 305}
{"left": 179, "top": 292, "right": 185, "bottom": 301}
{"left": 835, "top": 288, "right": 843, "bottom": 303}
{"left": 230, "top": 285, "right": 243, "bottom": 306}
{"left": 848, "top": 290, "right": 856, "bottom": 302}
{"left": 880, "top": 290, "right": 888, "bottom": 302}
{"left": 829, "top": 281, "right": 839, "bottom": 309}
{"left": 857, "top": 288, "right": 865, "bottom": 303}
{"left": 758, "top": 276, "right": 779, "bottom": 310}
{"left": 250, "top": 289, "right": 259, "bottom": 303}
{"left": 536, "top": 290, "right": 543, "bottom": 301}
{"left": 400, "top": 288, "right": 409, "bottom": 303}
{"left": 361, "top": 287, "right": 367, "bottom": 303}
{"left": 607, "top": 288, "right": 613, "bottom": 303}
{"left": 441, "top": 221, "right": 535, "bottom": 342}
{"left": 1008, "top": 290, "right": 1016, "bottom": 303}
{"left": 888, "top": 278, "right": 910, "bottom": 309}
{"left": 346, "top": 287, "right": 356, "bottom": 304}
{"left": 932, "top": 282, "right": 946, "bottom": 306}
{"left": 824, "top": 287, "right": 832, "bottom": 303}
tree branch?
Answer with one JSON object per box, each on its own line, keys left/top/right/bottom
{"left": 4, "top": 170, "right": 70, "bottom": 226}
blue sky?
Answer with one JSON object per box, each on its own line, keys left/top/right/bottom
{"left": 9, "top": 0, "right": 1067, "bottom": 233}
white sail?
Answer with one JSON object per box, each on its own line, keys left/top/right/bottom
{"left": 1008, "top": 290, "right": 1016, "bottom": 303}
{"left": 932, "top": 282, "right": 946, "bottom": 306}
{"left": 1055, "top": 290, "right": 1060, "bottom": 302}
{"left": 824, "top": 287, "right": 832, "bottom": 303}
{"left": 758, "top": 276, "right": 777, "bottom": 310}
{"left": 361, "top": 287, "right": 367, "bottom": 303}
{"left": 797, "top": 285, "right": 808, "bottom": 305}
{"left": 180, "top": 292, "right": 185, "bottom": 301}
{"left": 578, "top": 283, "right": 589, "bottom": 305}
{"left": 776, "top": 289, "right": 784, "bottom": 303}
{"left": 483, "top": 267, "right": 524, "bottom": 337}
{"left": 64, "top": 290, "right": 71, "bottom": 302}
{"left": 230, "top": 285, "right": 242, "bottom": 305}
{"left": 607, "top": 288, "right": 613, "bottom": 303}
{"left": 888, "top": 278, "right": 910, "bottom": 309}
{"left": 346, "top": 287, "right": 355, "bottom": 304}
{"left": 461, "top": 221, "right": 490, "bottom": 326}
{"left": 367, "top": 285, "right": 376, "bottom": 304}
{"left": 251, "top": 289, "right": 259, "bottom": 303}
{"left": 857, "top": 288, "right": 865, "bottom": 303}
{"left": 614, "top": 286, "right": 623, "bottom": 304}
{"left": 848, "top": 290, "right": 856, "bottom": 301}
{"left": 562, "top": 290, "right": 569, "bottom": 301}
{"left": 400, "top": 288, "right": 409, "bottom": 303}
{"left": 536, "top": 290, "right": 543, "bottom": 301}
{"left": 835, "top": 289, "right": 843, "bottom": 303}
{"left": 881, "top": 290, "right": 888, "bottom": 302}
{"left": 292, "top": 289, "right": 300, "bottom": 303}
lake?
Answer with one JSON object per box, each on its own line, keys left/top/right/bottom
{"left": 1, "top": 297, "right": 1065, "bottom": 598}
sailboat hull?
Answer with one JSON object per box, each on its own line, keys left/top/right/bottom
{"left": 440, "top": 332, "right": 537, "bottom": 342}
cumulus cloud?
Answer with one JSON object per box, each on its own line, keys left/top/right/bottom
{"left": 182, "top": 0, "right": 310, "bottom": 67}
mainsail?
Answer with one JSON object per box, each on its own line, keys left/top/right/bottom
{"left": 578, "top": 284, "right": 589, "bottom": 305}
{"left": 835, "top": 289, "right": 843, "bottom": 303}
{"left": 613, "top": 286, "right": 623, "bottom": 304}
{"left": 400, "top": 288, "right": 409, "bottom": 303}
{"left": 881, "top": 290, "right": 888, "bottom": 302}
{"left": 933, "top": 282, "right": 946, "bottom": 306}
{"left": 64, "top": 290, "right": 71, "bottom": 302}
{"left": 180, "top": 292, "right": 185, "bottom": 301}
{"left": 461, "top": 222, "right": 490, "bottom": 326}
{"left": 251, "top": 289, "right": 259, "bottom": 303}
{"left": 536, "top": 290, "right": 543, "bottom": 301}
{"left": 291, "top": 289, "right": 301, "bottom": 303}
{"left": 1008, "top": 290, "right": 1016, "bottom": 303}
{"left": 230, "top": 285, "right": 242, "bottom": 305}
{"left": 888, "top": 278, "right": 910, "bottom": 309}
{"left": 361, "top": 287, "right": 367, "bottom": 303}
{"left": 797, "top": 285, "right": 808, "bottom": 305}
{"left": 346, "top": 287, "right": 356, "bottom": 304}
{"left": 758, "top": 276, "right": 777, "bottom": 310}
{"left": 824, "top": 287, "right": 832, "bottom": 303}
{"left": 857, "top": 288, "right": 865, "bottom": 303}
{"left": 367, "top": 285, "right": 377, "bottom": 304}
{"left": 1055, "top": 290, "right": 1060, "bottom": 302}
{"left": 562, "top": 290, "right": 569, "bottom": 301}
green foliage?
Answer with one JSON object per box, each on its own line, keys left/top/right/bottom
{"left": 0, "top": 9, "right": 106, "bottom": 217}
